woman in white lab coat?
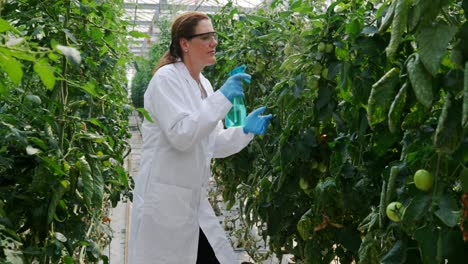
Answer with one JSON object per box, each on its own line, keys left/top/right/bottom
{"left": 127, "top": 11, "right": 272, "bottom": 264}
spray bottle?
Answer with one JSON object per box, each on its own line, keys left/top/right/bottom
{"left": 225, "top": 66, "right": 248, "bottom": 127}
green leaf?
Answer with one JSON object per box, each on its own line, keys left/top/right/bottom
{"left": 82, "top": 82, "right": 98, "bottom": 97}
{"left": 358, "top": 232, "right": 379, "bottom": 264}
{"left": 0, "top": 54, "right": 23, "bottom": 85}
{"left": 434, "top": 209, "right": 460, "bottom": 228}
{"left": 403, "top": 192, "right": 431, "bottom": 222}
{"left": 346, "top": 19, "right": 362, "bottom": 38}
{"left": 367, "top": 67, "right": 400, "bottom": 127}
{"left": 26, "top": 145, "right": 40, "bottom": 155}
{"left": 407, "top": 54, "right": 433, "bottom": 108}
{"left": 0, "top": 18, "right": 14, "bottom": 33}
{"left": 54, "top": 232, "right": 67, "bottom": 242}
{"left": 91, "top": 162, "right": 104, "bottom": 209}
{"left": 401, "top": 103, "right": 428, "bottom": 129}
{"left": 129, "top": 30, "right": 150, "bottom": 39}
{"left": 386, "top": 0, "right": 410, "bottom": 59}
{"left": 3, "top": 249, "right": 23, "bottom": 264}
{"left": 297, "top": 209, "right": 314, "bottom": 240}
{"left": 280, "top": 54, "right": 301, "bottom": 71}
{"left": 460, "top": 168, "right": 468, "bottom": 192}
{"left": 137, "top": 107, "right": 154, "bottom": 123}
{"left": 245, "top": 14, "right": 269, "bottom": 23}
{"left": 362, "top": 26, "right": 378, "bottom": 36}
{"left": 0, "top": 47, "right": 35, "bottom": 61}
{"left": 379, "top": 0, "right": 396, "bottom": 33}
{"left": 6, "top": 37, "right": 25, "bottom": 47}
{"left": 47, "top": 184, "right": 66, "bottom": 224}
{"left": 408, "top": 1, "right": 423, "bottom": 31}
{"left": 89, "top": 118, "right": 106, "bottom": 130}
{"left": 434, "top": 93, "right": 463, "bottom": 154}
{"left": 40, "top": 156, "right": 66, "bottom": 176}
{"left": 388, "top": 83, "right": 407, "bottom": 133}
{"left": 89, "top": 27, "right": 104, "bottom": 41}
{"left": 25, "top": 94, "right": 42, "bottom": 104}
{"left": 79, "top": 132, "right": 105, "bottom": 143}
{"left": 33, "top": 59, "right": 56, "bottom": 90}
{"left": 381, "top": 240, "right": 407, "bottom": 264}
{"left": 414, "top": 226, "right": 438, "bottom": 264}
{"left": 77, "top": 156, "right": 93, "bottom": 207}
{"left": 434, "top": 194, "right": 460, "bottom": 228}
{"left": 464, "top": 0, "right": 468, "bottom": 19}
{"left": 335, "top": 46, "right": 349, "bottom": 61}
{"left": 416, "top": 21, "right": 457, "bottom": 76}
{"left": 63, "top": 256, "right": 75, "bottom": 264}
{"left": 62, "top": 29, "right": 78, "bottom": 44}
{"left": 0, "top": 80, "right": 7, "bottom": 95}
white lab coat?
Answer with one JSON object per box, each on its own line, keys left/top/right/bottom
{"left": 128, "top": 62, "right": 253, "bottom": 264}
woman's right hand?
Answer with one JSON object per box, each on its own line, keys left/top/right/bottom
{"left": 219, "top": 73, "right": 251, "bottom": 102}
{"left": 243, "top": 106, "right": 272, "bottom": 135}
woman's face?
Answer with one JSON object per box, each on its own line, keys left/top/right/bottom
{"left": 184, "top": 19, "right": 218, "bottom": 66}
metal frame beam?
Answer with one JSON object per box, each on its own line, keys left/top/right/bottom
{"left": 125, "top": 1, "right": 258, "bottom": 55}
{"left": 125, "top": 3, "right": 221, "bottom": 12}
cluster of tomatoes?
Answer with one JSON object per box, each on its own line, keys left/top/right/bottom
{"left": 385, "top": 169, "right": 434, "bottom": 222}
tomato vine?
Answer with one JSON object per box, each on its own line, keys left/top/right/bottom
{"left": 205, "top": 0, "right": 468, "bottom": 263}
{"left": 1, "top": 0, "right": 132, "bottom": 263}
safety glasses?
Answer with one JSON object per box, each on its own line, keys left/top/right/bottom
{"left": 187, "top": 31, "right": 218, "bottom": 42}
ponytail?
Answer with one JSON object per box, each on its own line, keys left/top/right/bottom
{"left": 154, "top": 40, "right": 181, "bottom": 73}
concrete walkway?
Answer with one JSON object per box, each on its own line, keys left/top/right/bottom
{"left": 105, "top": 113, "right": 292, "bottom": 264}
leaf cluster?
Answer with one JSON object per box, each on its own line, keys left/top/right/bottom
{"left": 0, "top": 0, "right": 132, "bottom": 263}
{"left": 201, "top": 0, "right": 468, "bottom": 263}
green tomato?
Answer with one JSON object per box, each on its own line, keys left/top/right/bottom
{"left": 284, "top": 44, "right": 293, "bottom": 56}
{"left": 310, "top": 159, "right": 318, "bottom": 169}
{"left": 299, "top": 177, "right": 309, "bottom": 190}
{"left": 310, "top": 79, "right": 319, "bottom": 89}
{"left": 321, "top": 68, "right": 329, "bottom": 79}
{"left": 313, "top": 64, "right": 323, "bottom": 75}
{"left": 386, "top": 201, "right": 404, "bottom": 222}
{"left": 318, "top": 42, "right": 326, "bottom": 52}
{"left": 413, "top": 169, "right": 434, "bottom": 191}
{"left": 318, "top": 163, "right": 327, "bottom": 173}
{"left": 325, "top": 44, "right": 334, "bottom": 53}
{"left": 63, "top": 161, "right": 70, "bottom": 172}
{"left": 256, "top": 61, "right": 265, "bottom": 72}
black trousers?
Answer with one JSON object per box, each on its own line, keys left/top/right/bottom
{"left": 196, "top": 227, "right": 220, "bottom": 264}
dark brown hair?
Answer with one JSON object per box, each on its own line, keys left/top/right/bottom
{"left": 154, "top": 11, "right": 210, "bottom": 72}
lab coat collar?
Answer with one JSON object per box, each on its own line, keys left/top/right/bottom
{"left": 174, "top": 61, "right": 202, "bottom": 84}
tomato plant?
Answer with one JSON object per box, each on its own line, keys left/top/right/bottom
{"left": 0, "top": 0, "right": 132, "bottom": 262}
{"left": 130, "top": 0, "right": 468, "bottom": 262}
{"left": 204, "top": 0, "right": 468, "bottom": 263}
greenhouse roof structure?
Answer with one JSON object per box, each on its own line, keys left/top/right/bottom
{"left": 124, "top": 0, "right": 265, "bottom": 56}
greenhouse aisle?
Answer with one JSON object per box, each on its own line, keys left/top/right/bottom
{"left": 105, "top": 112, "right": 292, "bottom": 264}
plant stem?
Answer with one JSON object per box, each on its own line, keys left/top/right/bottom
{"left": 79, "top": 222, "right": 95, "bottom": 262}
{"left": 0, "top": 0, "right": 4, "bottom": 17}
{"left": 432, "top": 153, "right": 442, "bottom": 207}
{"left": 58, "top": 0, "right": 71, "bottom": 152}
